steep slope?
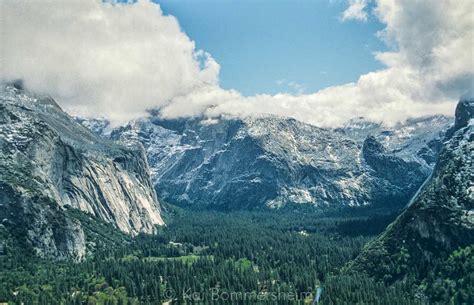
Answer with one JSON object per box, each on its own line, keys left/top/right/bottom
{"left": 83, "top": 112, "right": 450, "bottom": 210}
{"left": 347, "top": 98, "right": 473, "bottom": 300}
{"left": 0, "top": 85, "right": 163, "bottom": 260}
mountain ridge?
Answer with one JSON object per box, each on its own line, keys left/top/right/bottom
{"left": 78, "top": 111, "right": 451, "bottom": 211}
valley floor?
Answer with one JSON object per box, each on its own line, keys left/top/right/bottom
{"left": 0, "top": 207, "right": 470, "bottom": 304}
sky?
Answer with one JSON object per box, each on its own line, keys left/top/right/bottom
{"left": 1, "top": 0, "right": 473, "bottom": 127}
{"left": 157, "top": 0, "right": 387, "bottom": 95}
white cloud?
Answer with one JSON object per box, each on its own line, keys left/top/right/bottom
{"left": 341, "top": 0, "right": 369, "bottom": 22}
{"left": 1, "top": 0, "right": 219, "bottom": 125}
{"left": 171, "top": 0, "right": 471, "bottom": 127}
{"left": 1, "top": 0, "right": 473, "bottom": 127}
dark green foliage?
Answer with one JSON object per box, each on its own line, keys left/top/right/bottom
{"left": 1, "top": 209, "right": 470, "bottom": 304}
{"left": 0, "top": 209, "right": 401, "bottom": 304}
{"left": 421, "top": 245, "right": 474, "bottom": 305}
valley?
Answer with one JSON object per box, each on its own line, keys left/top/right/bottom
{"left": 1, "top": 1, "right": 473, "bottom": 304}
{"left": 0, "top": 85, "right": 472, "bottom": 305}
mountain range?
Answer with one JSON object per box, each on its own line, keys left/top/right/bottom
{"left": 79, "top": 111, "right": 451, "bottom": 211}
{"left": 1, "top": 82, "right": 473, "bottom": 305}
{"left": 1, "top": 83, "right": 471, "bottom": 271}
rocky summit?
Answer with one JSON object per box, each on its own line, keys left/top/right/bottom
{"left": 80, "top": 112, "right": 451, "bottom": 211}
{"left": 0, "top": 85, "right": 163, "bottom": 260}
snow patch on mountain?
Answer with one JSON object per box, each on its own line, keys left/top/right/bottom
{"left": 79, "top": 112, "right": 451, "bottom": 210}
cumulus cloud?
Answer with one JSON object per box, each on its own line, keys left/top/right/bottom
{"left": 1, "top": 0, "right": 219, "bottom": 125}
{"left": 164, "top": 0, "right": 472, "bottom": 126}
{"left": 1, "top": 0, "right": 473, "bottom": 127}
{"left": 341, "top": 0, "right": 369, "bottom": 22}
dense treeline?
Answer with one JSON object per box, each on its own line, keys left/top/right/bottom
{"left": 0, "top": 208, "right": 470, "bottom": 304}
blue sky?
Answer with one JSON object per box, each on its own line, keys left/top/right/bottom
{"left": 6, "top": 0, "right": 466, "bottom": 125}
{"left": 157, "top": 0, "right": 387, "bottom": 96}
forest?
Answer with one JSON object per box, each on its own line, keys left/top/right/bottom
{"left": 0, "top": 205, "right": 471, "bottom": 305}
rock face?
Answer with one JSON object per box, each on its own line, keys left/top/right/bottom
{"left": 348, "top": 98, "right": 473, "bottom": 281}
{"left": 83, "top": 112, "right": 450, "bottom": 210}
{"left": 0, "top": 85, "right": 163, "bottom": 259}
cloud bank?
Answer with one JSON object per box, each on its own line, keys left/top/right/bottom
{"left": 2, "top": 0, "right": 473, "bottom": 127}
{"left": 1, "top": 0, "right": 219, "bottom": 124}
